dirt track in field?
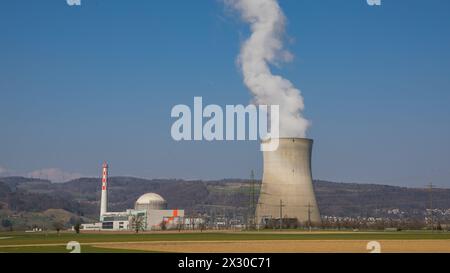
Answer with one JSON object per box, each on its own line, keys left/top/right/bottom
{"left": 94, "top": 239, "right": 450, "bottom": 253}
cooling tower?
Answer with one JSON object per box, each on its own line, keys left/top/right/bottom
{"left": 256, "top": 138, "right": 321, "bottom": 226}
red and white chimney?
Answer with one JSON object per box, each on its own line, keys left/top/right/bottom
{"left": 100, "top": 162, "right": 108, "bottom": 219}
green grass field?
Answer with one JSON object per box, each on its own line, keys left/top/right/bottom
{"left": 0, "top": 245, "right": 153, "bottom": 253}
{"left": 1, "top": 230, "right": 449, "bottom": 253}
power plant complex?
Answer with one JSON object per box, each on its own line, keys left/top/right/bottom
{"left": 82, "top": 138, "right": 321, "bottom": 231}
{"left": 82, "top": 162, "right": 186, "bottom": 231}
{"left": 256, "top": 138, "right": 321, "bottom": 226}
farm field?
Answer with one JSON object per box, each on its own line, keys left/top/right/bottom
{"left": 1, "top": 230, "right": 450, "bottom": 253}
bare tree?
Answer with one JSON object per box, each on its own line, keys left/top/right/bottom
{"left": 74, "top": 222, "right": 81, "bottom": 234}
{"left": 130, "top": 215, "right": 144, "bottom": 233}
{"left": 1, "top": 219, "right": 13, "bottom": 231}
{"left": 160, "top": 220, "right": 167, "bottom": 231}
{"left": 53, "top": 221, "right": 64, "bottom": 235}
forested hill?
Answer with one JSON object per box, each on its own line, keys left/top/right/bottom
{"left": 0, "top": 176, "right": 449, "bottom": 229}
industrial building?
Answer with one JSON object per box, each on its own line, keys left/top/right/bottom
{"left": 82, "top": 137, "right": 321, "bottom": 232}
{"left": 256, "top": 138, "right": 321, "bottom": 227}
{"left": 82, "top": 163, "right": 185, "bottom": 231}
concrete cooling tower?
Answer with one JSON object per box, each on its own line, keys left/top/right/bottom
{"left": 256, "top": 138, "right": 321, "bottom": 226}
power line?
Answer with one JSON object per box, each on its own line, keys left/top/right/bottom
{"left": 279, "top": 199, "right": 285, "bottom": 230}
{"left": 249, "top": 170, "right": 256, "bottom": 229}
{"left": 306, "top": 202, "right": 312, "bottom": 231}
{"left": 427, "top": 182, "right": 434, "bottom": 230}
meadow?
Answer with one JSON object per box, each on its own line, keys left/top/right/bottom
{"left": 1, "top": 230, "right": 449, "bottom": 253}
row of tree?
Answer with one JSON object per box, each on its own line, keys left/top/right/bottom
{"left": 259, "top": 218, "right": 449, "bottom": 231}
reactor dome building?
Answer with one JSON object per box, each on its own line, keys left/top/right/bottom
{"left": 135, "top": 193, "right": 168, "bottom": 211}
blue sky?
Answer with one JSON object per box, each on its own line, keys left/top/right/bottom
{"left": 0, "top": 0, "right": 449, "bottom": 187}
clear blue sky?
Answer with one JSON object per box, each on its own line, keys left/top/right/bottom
{"left": 0, "top": 0, "right": 449, "bottom": 187}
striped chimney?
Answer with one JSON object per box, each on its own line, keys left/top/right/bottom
{"left": 100, "top": 162, "right": 108, "bottom": 219}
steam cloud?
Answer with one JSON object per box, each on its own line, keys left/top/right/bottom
{"left": 226, "top": 0, "right": 309, "bottom": 137}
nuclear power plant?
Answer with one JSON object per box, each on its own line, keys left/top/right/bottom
{"left": 256, "top": 138, "right": 321, "bottom": 226}
{"left": 81, "top": 137, "right": 321, "bottom": 231}
{"left": 82, "top": 162, "right": 188, "bottom": 231}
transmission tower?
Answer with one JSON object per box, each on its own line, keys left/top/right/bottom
{"left": 248, "top": 170, "right": 256, "bottom": 229}
{"left": 428, "top": 182, "right": 434, "bottom": 230}
{"left": 279, "top": 199, "right": 285, "bottom": 230}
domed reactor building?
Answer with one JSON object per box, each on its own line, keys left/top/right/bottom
{"left": 82, "top": 163, "right": 184, "bottom": 231}
{"left": 135, "top": 193, "right": 168, "bottom": 211}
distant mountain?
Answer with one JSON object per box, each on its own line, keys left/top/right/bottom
{"left": 0, "top": 176, "right": 449, "bottom": 230}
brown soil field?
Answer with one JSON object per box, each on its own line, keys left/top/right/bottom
{"left": 94, "top": 239, "right": 450, "bottom": 253}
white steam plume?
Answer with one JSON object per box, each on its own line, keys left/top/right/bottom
{"left": 226, "top": 0, "right": 309, "bottom": 138}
